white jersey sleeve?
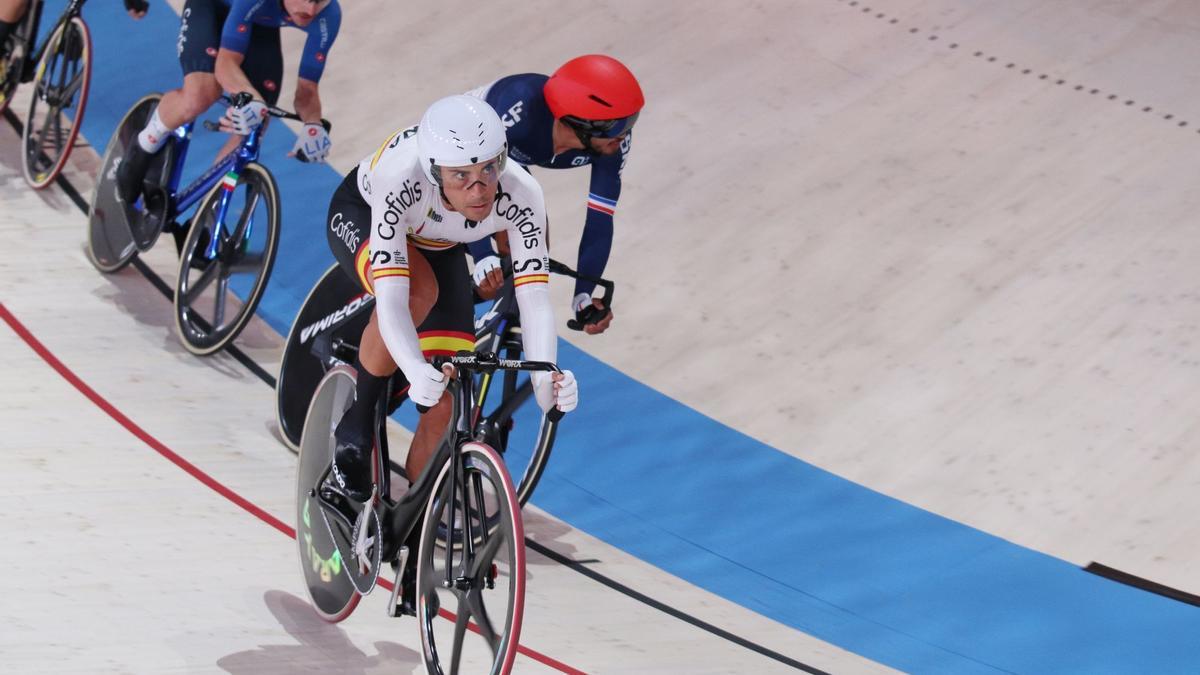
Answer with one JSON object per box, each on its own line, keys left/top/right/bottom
{"left": 494, "top": 168, "right": 557, "bottom": 375}
{"left": 357, "top": 128, "right": 431, "bottom": 379}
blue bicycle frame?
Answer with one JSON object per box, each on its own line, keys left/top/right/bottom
{"left": 160, "top": 118, "right": 268, "bottom": 261}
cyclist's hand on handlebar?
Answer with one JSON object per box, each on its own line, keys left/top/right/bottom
{"left": 532, "top": 370, "right": 578, "bottom": 414}
{"left": 221, "top": 99, "right": 268, "bottom": 135}
{"left": 472, "top": 255, "right": 504, "bottom": 300}
{"left": 124, "top": 0, "right": 149, "bottom": 19}
{"left": 291, "top": 123, "right": 331, "bottom": 163}
{"left": 409, "top": 362, "right": 448, "bottom": 409}
{"left": 572, "top": 293, "right": 613, "bottom": 335}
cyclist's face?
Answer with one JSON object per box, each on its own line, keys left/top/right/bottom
{"left": 283, "top": 0, "right": 330, "bottom": 26}
{"left": 439, "top": 157, "right": 503, "bottom": 222}
{"left": 587, "top": 135, "right": 626, "bottom": 155}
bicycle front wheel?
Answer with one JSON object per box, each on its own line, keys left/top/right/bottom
{"left": 417, "top": 442, "right": 525, "bottom": 675}
{"left": 174, "top": 162, "right": 281, "bottom": 356}
{"left": 474, "top": 331, "right": 559, "bottom": 507}
{"left": 21, "top": 15, "right": 92, "bottom": 189}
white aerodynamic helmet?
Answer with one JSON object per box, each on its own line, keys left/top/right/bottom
{"left": 416, "top": 94, "right": 508, "bottom": 186}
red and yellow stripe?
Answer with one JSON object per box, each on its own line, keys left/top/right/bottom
{"left": 513, "top": 273, "right": 549, "bottom": 287}
{"left": 408, "top": 234, "right": 457, "bottom": 251}
{"left": 354, "top": 244, "right": 374, "bottom": 294}
{"left": 419, "top": 330, "right": 476, "bottom": 357}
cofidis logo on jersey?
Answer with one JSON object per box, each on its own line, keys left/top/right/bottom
{"left": 494, "top": 185, "right": 541, "bottom": 250}
{"left": 378, "top": 180, "right": 423, "bottom": 239}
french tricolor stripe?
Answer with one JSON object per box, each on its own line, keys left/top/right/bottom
{"left": 220, "top": 172, "right": 238, "bottom": 192}
{"left": 587, "top": 193, "right": 617, "bottom": 216}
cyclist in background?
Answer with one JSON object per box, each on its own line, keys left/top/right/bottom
{"left": 116, "top": 0, "right": 340, "bottom": 240}
{"left": 467, "top": 54, "right": 643, "bottom": 335}
{"left": 0, "top": 0, "right": 148, "bottom": 59}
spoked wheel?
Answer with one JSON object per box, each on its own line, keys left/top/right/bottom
{"left": 296, "top": 365, "right": 365, "bottom": 622}
{"left": 21, "top": 16, "right": 91, "bottom": 189}
{"left": 86, "top": 93, "right": 160, "bottom": 273}
{"left": 277, "top": 263, "right": 375, "bottom": 451}
{"left": 174, "top": 162, "right": 280, "bottom": 355}
{"left": 418, "top": 442, "right": 525, "bottom": 675}
{"left": 474, "top": 331, "right": 559, "bottom": 508}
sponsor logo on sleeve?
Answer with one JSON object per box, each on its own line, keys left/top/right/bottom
{"left": 494, "top": 185, "right": 541, "bottom": 250}
{"left": 378, "top": 180, "right": 423, "bottom": 239}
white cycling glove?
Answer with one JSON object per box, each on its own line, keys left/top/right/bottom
{"left": 472, "top": 255, "right": 502, "bottom": 286}
{"left": 532, "top": 370, "right": 578, "bottom": 414}
{"left": 293, "top": 123, "right": 331, "bottom": 163}
{"left": 406, "top": 361, "right": 448, "bottom": 408}
{"left": 224, "top": 100, "right": 268, "bottom": 135}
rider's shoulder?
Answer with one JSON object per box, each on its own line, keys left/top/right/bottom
{"left": 498, "top": 162, "right": 545, "bottom": 202}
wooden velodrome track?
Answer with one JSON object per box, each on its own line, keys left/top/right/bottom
{"left": 2, "top": 0, "right": 1200, "bottom": 672}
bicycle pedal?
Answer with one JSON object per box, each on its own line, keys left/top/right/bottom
{"left": 387, "top": 547, "right": 415, "bottom": 617}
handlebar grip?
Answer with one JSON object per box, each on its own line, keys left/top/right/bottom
{"left": 415, "top": 403, "right": 430, "bottom": 414}
{"left": 547, "top": 408, "right": 565, "bottom": 423}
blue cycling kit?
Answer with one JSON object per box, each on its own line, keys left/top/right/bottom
{"left": 219, "top": 0, "right": 342, "bottom": 83}
{"left": 469, "top": 74, "right": 631, "bottom": 300}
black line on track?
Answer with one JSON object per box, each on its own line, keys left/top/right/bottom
{"left": 526, "top": 538, "right": 831, "bottom": 675}
{"left": 1085, "top": 563, "right": 1200, "bottom": 607}
{"left": 4, "top": 110, "right": 817, "bottom": 671}
{"left": 835, "top": 0, "right": 1199, "bottom": 133}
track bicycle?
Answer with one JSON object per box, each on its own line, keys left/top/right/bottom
{"left": 87, "top": 91, "right": 326, "bottom": 355}
{"left": 296, "top": 350, "right": 565, "bottom": 674}
{"left": 276, "top": 257, "right": 612, "bottom": 507}
{"left": 0, "top": 0, "right": 96, "bottom": 188}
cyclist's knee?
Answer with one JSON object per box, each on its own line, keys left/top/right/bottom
{"left": 180, "top": 76, "right": 221, "bottom": 119}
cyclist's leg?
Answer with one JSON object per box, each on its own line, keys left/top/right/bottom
{"left": 118, "top": 0, "right": 222, "bottom": 206}
{"left": 404, "top": 245, "right": 477, "bottom": 483}
{"left": 0, "top": 0, "right": 26, "bottom": 51}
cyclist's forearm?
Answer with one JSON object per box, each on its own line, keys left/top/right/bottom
{"left": 574, "top": 213, "right": 614, "bottom": 298}
{"left": 214, "top": 49, "right": 263, "bottom": 102}
{"left": 374, "top": 280, "right": 429, "bottom": 378}
{"left": 514, "top": 285, "right": 556, "bottom": 363}
{"left": 294, "top": 78, "right": 323, "bottom": 125}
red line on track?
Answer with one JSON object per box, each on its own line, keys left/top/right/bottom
{"left": 0, "top": 302, "right": 585, "bottom": 675}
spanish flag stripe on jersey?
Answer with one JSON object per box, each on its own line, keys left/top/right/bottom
{"left": 355, "top": 245, "right": 374, "bottom": 294}
{"left": 513, "top": 274, "right": 550, "bottom": 287}
{"left": 419, "top": 331, "right": 475, "bottom": 356}
{"left": 372, "top": 268, "right": 411, "bottom": 280}
{"left": 369, "top": 129, "right": 404, "bottom": 170}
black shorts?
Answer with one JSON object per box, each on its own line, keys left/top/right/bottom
{"left": 177, "top": 0, "right": 283, "bottom": 106}
{"left": 326, "top": 167, "right": 476, "bottom": 357}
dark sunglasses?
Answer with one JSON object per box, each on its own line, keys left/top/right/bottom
{"left": 563, "top": 111, "right": 640, "bottom": 139}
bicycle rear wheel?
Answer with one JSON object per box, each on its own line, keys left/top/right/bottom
{"left": 296, "top": 365, "right": 363, "bottom": 622}
{"left": 277, "top": 263, "right": 374, "bottom": 451}
{"left": 86, "top": 93, "right": 159, "bottom": 273}
{"left": 474, "top": 331, "right": 559, "bottom": 507}
{"left": 418, "top": 442, "right": 525, "bottom": 675}
{"left": 21, "top": 15, "right": 91, "bottom": 189}
{"left": 174, "top": 162, "right": 280, "bottom": 355}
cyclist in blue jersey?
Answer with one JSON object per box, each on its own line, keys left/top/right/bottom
{"left": 116, "top": 0, "right": 340, "bottom": 226}
{"left": 466, "top": 55, "right": 644, "bottom": 335}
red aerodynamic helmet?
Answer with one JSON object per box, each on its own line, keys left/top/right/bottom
{"left": 544, "top": 55, "right": 644, "bottom": 139}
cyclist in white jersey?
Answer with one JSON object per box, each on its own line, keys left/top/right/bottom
{"left": 321, "top": 94, "right": 579, "bottom": 501}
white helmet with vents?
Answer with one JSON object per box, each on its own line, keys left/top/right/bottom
{"left": 416, "top": 95, "right": 508, "bottom": 186}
